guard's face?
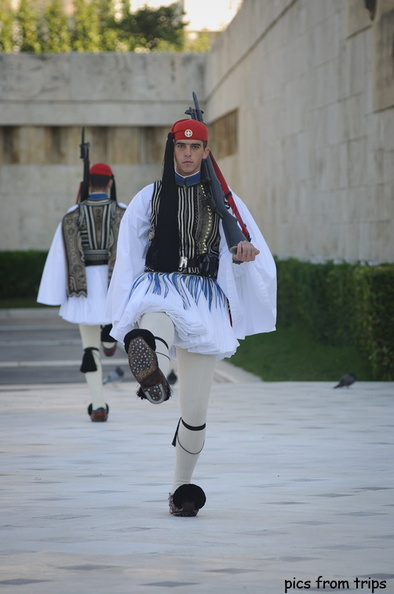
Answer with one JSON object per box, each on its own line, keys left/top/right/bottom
{"left": 174, "top": 140, "right": 209, "bottom": 177}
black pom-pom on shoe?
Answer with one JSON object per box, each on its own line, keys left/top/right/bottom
{"left": 87, "top": 403, "right": 109, "bottom": 422}
{"left": 169, "top": 484, "right": 206, "bottom": 517}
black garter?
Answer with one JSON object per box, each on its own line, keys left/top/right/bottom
{"left": 80, "top": 347, "right": 99, "bottom": 373}
{"left": 172, "top": 417, "right": 206, "bottom": 447}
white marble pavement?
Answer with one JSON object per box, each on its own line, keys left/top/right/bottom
{"left": 1, "top": 373, "right": 394, "bottom": 594}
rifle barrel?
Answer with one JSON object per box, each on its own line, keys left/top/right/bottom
{"left": 185, "top": 92, "right": 250, "bottom": 251}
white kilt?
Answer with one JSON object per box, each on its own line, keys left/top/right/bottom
{"left": 58, "top": 265, "right": 112, "bottom": 325}
{"left": 109, "top": 271, "right": 239, "bottom": 360}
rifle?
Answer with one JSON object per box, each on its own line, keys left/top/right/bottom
{"left": 185, "top": 92, "right": 251, "bottom": 254}
{"left": 76, "top": 127, "right": 90, "bottom": 203}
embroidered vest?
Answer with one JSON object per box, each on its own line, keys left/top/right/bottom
{"left": 145, "top": 181, "right": 220, "bottom": 278}
{"left": 62, "top": 199, "right": 125, "bottom": 297}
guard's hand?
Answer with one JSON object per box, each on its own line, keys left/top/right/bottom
{"left": 232, "top": 241, "right": 260, "bottom": 263}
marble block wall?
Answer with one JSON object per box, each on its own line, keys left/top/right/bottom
{"left": 0, "top": 52, "right": 206, "bottom": 250}
{"left": 206, "top": 0, "right": 394, "bottom": 263}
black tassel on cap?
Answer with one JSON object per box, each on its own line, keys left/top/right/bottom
{"left": 145, "top": 132, "right": 180, "bottom": 272}
{"left": 110, "top": 176, "right": 117, "bottom": 201}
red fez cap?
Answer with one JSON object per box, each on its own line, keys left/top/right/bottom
{"left": 89, "top": 163, "right": 113, "bottom": 177}
{"left": 171, "top": 119, "right": 208, "bottom": 142}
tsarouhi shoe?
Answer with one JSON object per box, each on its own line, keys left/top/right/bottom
{"left": 101, "top": 325, "right": 117, "bottom": 357}
{"left": 124, "top": 329, "right": 171, "bottom": 405}
{"left": 102, "top": 342, "right": 117, "bottom": 357}
{"left": 87, "top": 403, "right": 109, "bottom": 422}
{"left": 168, "top": 484, "right": 206, "bottom": 517}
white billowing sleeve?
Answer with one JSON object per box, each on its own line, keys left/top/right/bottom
{"left": 106, "top": 185, "right": 152, "bottom": 329}
{"left": 106, "top": 184, "right": 276, "bottom": 342}
{"left": 36, "top": 222, "right": 68, "bottom": 306}
{"left": 217, "top": 192, "right": 277, "bottom": 339}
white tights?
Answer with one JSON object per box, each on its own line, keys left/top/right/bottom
{"left": 138, "top": 313, "right": 216, "bottom": 494}
{"left": 139, "top": 312, "right": 174, "bottom": 379}
{"left": 79, "top": 324, "right": 105, "bottom": 409}
{"left": 172, "top": 348, "right": 216, "bottom": 493}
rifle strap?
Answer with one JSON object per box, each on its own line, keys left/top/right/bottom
{"left": 210, "top": 153, "right": 251, "bottom": 242}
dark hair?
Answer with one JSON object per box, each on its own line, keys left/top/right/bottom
{"left": 89, "top": 173, "right": 111, "bottom": 189}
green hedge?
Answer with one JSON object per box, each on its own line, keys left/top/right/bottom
{"left": 0, "top": 251, "right": 48, "bottom": 299}
{"left": 276, "top": 258, "right": 394, "bottom": 380}
{"left": 1, "top": 251, "right": 393, "bottom": 380}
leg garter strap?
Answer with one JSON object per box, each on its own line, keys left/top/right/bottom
{"left": 123, "top": 330, "right": 169, "bottom": 356}
{"left": 172, "top": 417, "right": 206, "bottom": 448}
{"left": 154, "top": 336, "right": 170, "bottom": 360}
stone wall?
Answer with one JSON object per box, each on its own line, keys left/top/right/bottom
{"left": 0, "top": 53, "right": 206, "bottom": 250}
{"left": 206, "top": 0, "right": 394, "bottom": 263}
{"left": 0, "top": 0, "right": 393, "bottom": 263}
